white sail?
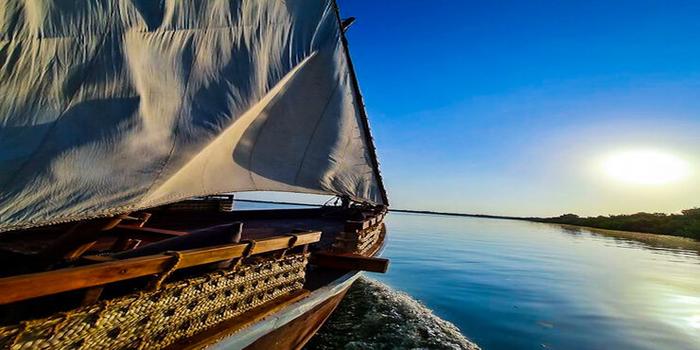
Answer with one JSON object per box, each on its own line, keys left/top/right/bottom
{"left": 0, "top": 0, "right": 386, "bottom": 232}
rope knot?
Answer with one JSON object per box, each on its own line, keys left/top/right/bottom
{"left": 151, "top": 251, "right": 183, "bottom": 290}
{"left": 280, "top": 234, "right": 300, "bottom": 258}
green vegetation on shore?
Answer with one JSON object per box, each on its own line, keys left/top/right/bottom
{"left": 234, "top": 199, "right": 700, "bottom": 240}
{"left": 532, "top": 208, "right": 700, "bottom": 240}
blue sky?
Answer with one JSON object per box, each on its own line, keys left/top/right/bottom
{"left": 243, "top": 1, "right": 700, "bottom": 217}
{"left": 337, "top": 0, "right": 700, "bottom": 216}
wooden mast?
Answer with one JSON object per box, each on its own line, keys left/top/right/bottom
{"left": 332, "top": 1, "right": 390, "bottom": 207}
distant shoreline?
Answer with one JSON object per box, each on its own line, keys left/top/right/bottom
{"left": 388, "top": 208, "right": 528, "bottom": 221}
{"left": 234, "top": 198, "right": 699, "bottom": 242}
{"left": 553, "top": 223, "right": 700, "bottom": 253}
{"left": 235, "top": 199, "right": 525, "bottom": 220}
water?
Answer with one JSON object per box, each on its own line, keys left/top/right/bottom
{"left": 235, "top": 202, "right": 700, "bottom": 349}
{"left": 368, "top": 212, "right": 700, "bottom": 350}
{"left": 305, "top": 277, "right": 478, "bottom": 350}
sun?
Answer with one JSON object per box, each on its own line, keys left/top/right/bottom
{"left": 601, "top": 149, "right": 690, "bottom": 185}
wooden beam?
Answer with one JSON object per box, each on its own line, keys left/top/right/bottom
{"left": 112, "top": 225, "right": 189, "bottom": 238}
{"left": 111, "top": 238, "right": 142, "bottom": 252}
{"left": 332, "top": 1, "right": 390, "bottom": 205}
{"left": 80, "top": 286, "right": 105, "bottom": 306}
{"left": 81, "top": 255, "right": 116, "bottom": 263}
{"left": 344, "top": 220, "right": 370, "bottom": 232}
{"left": 312, "top": 252, "right": 389, "bottom": 273}
{"left": 63, "top": 241, "right": 97, "bottom": 261}
{"left": 111, "top": 213, "right": 153, "bottom": 251}
{"left": 248, "top": 233, "right": 317, "bottom": 255}
{"left": 38, "top": 217, "right": 123, "bottom": 262}
{"left": 357, "top": 228, "right": 382, "bottom": 252}
{"left": 109, "top": 225, "right": 188, "bottom": 251}
{"left": 119, "top": 212, "right": 152, "bottom": 227}
{"left": 341, "top": 17, "right": 356, "bottom": 32}
{"left": 0, "top": 231, "right": 321, "bottom": 305}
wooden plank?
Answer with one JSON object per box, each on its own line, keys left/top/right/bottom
{"left": 364, "top": 227, "right": 387, "bottom": 258}
{"left": 312, "top": 252, "right": 389, "bottom": 273}
{"left": 245, "top": 287, "right": 350, "bottom": 350}
{"left": 38, "top": 217, "right": 123, "bottom": 262}
{"left": 337, "top": 225, "right": 381, "bottom": 255}
{"left": 344, "top": 219, "right": 370, "bottom": 232}
{"left": 112, "top": 225, "right": 189, "bottom": 238}
{"left": 360, "top": 226, "right": 382, "bottom": 241}
{"left": 110, "top": 225, "right": 187, "bottom": 252}
{"left": 82, "top": 255, "right": 116, "bottom": 263}
{"left": 0, "top": 231, "right": 321, "bottom": 305}
{"left": 356, "top": 235, "right": 378, "bottom": 254}
{"left": 249, "top": 232, "right": 320, "bottom": 255}
{"left": 80, "top": 286, "right": 104, "bottom": 305}
{"left": 169, "top": 289, "right": 311, "bottom": 350}
{"left": 112, "top": 238, "right": 142, "bottom": 252}
{"left": 119, "top": 212, "right": 152, "bottom": 228}
{"left": 358, "top": 227, "right": 381, "bottom": 243}
{"left": 64, "top": 241, "right": 97, "bottom": 261}
{"left": 289, "top": 291, "right": 346, "bottom": 350}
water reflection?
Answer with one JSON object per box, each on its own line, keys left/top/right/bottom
{"left": 559, "top": 225, "right": 584, "bottom": 236}
{"left": 582, "top": 226, "right": 700, "bottom": 257}
{"left": 375, "top": 213, "right": 700, "bottom": 350}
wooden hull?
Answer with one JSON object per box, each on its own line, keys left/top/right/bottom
{"left": 200, "top": 215, "right": 387, "bottom": 350}
{"left": 204, "top": 271, "right": 362, "bottom": 350}
{"left": 246, "top": 285, "right": 350, "bottom": 350}
{"left": 0, "top": 205, "right": 386, "bottom": 350}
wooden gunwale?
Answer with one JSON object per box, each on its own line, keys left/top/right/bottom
{"left": 0, "top": 231, "right": 321, "bottom": 305}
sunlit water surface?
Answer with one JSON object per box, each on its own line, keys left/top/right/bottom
{"left": 236, "top": 202, "right": 700, "bottom": 349}
{"left": 376, "top": 212, "right": 700, "bottom": 350}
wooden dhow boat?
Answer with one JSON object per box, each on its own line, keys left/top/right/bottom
{"left": 0, "top": 1, "right": 388, "bottom": 349}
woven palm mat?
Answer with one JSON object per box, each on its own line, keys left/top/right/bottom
{"left": 0, "top": 253, "right": 308, "bottom": 350}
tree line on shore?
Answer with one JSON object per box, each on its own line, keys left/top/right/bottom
{"left": 532, "top": 208, "right": 700, "bottom": 240}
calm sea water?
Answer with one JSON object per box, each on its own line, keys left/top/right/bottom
{"left": 375, "top": 212, "right": 700, "bottom": 350}
{"left": 236, "top": 202, "right": 700, "bottom": 349}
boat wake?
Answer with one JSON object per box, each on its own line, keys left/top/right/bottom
{"left": 306, "top": 277, "right": 480, "bottom": 350}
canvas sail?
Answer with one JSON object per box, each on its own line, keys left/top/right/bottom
{"left": 0, "top": 0, "right": 387, "bottom": 232}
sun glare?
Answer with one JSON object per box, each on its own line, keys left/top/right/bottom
{"left": 601, "top": 150, "right": 690, "bottom": 185}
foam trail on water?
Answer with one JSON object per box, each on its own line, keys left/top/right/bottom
{"left": 306, "top": 277, "right": 480, "bottom": 350}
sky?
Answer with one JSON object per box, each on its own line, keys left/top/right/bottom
{"left": 330, "top": 0, "right": 700, "bottom": 216}
{"left": 244, "top": 1, "right": 700, "bottom": 217}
